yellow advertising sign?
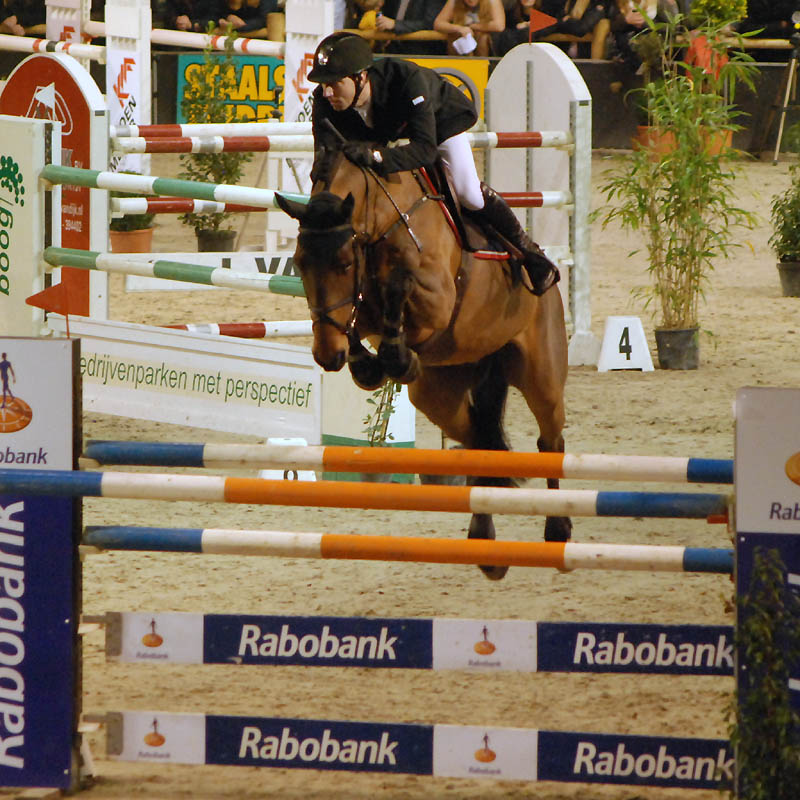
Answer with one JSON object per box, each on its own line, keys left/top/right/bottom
{"left": 406, "top": 57, "right": 489, "bottom": 119}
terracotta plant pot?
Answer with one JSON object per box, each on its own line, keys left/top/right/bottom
{"left": 777, "top": 261, "right": 800, "bottom": 297}
{"left": 109, "top": 227, "right": 154, "bottom": 253}
{"left": 633, "top": 126, "right": 732, "bottom": 158}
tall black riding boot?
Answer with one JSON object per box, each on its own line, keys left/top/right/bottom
{"left": 479, "top": 182, "right": 559, "bottom": 296}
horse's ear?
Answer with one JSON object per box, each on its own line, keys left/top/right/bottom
{"left": 274, "top": 192, "right": 308, "bottom": 221}
{"left": 341, "top": 192, "right": 355, "bottom": 219}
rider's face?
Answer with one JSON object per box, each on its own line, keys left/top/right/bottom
{"left": 322, "top": 76, "right": 358, "bottom": 111}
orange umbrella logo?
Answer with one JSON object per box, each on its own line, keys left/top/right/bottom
{"left": 785, "top": 453, "right": 800, "bottom": 487}
{"left": 473, "top": 625, "right": 496, "bottom": 656}
{"left": 143, "top": 718, "right": 165, "bottom": 748}
{"left": 141, "top": 619, "right": 164, "bottom": 648}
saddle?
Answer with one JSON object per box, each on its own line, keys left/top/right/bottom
{"left": 415, "top": 162, "right": 529, "bottom": 289}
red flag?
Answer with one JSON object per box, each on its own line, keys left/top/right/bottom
{"left": 26, "top": 281, "right": 84, "bottom": 337}
{"left": 528, "top": 8, "right": 557, "bottom": 42}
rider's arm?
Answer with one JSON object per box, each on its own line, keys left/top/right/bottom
{"left": 434, "top": 0, "right": 471, "bottom": 36}
{"left": 469, "top": 0, "right": 504, "bottom": 33}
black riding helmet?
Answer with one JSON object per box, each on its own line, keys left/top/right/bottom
{"left": 308, "top": 32, "right": 374, "bottom": 84}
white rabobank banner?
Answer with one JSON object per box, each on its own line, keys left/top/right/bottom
{"left": 735, "top": 387, "right": 800, "bottom": 535}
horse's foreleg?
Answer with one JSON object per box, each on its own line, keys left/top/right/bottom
{"left": 347, "top": 333, "right": 387, "bottom": 391}
{"left": 377, "top": 267, "right": 420, "bottom": 383}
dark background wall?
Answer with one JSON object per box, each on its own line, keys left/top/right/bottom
{"left": 0, "top": 50, "right": 796, "bottom": 154}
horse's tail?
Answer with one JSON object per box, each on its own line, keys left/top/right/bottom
{"left": 468, "top": 349, "right": 515, "bottom": 488}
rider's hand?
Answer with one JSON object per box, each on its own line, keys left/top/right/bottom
{"left": 342, "top": 142, "right": 383, "bottom": 171}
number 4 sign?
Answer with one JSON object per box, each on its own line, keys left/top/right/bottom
{"left": 596, "top": 316, "right": 655, "bottom": 372}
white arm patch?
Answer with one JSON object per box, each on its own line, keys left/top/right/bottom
{"left": 412, "top": 95, "right": 425, "bottom": 105}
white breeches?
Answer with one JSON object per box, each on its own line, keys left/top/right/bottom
{"left": 437, "top": 131, "right": 484, "bottom": 211}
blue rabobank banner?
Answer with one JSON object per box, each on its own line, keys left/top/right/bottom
{"left": 203, "top": 614, "right": 433, "bottom": 668}
{"left": 0, "top": 338, "right": 79, "bottom": 788}
{"left": 206, "top": 715, "right": 433, "bottom": 774}
{"left": 538, "top": 731, "right": 733, "bottom": 790}
{"left": 0, "top": 495, "right": 75, "bottom": 787}
{"left": 537, "top": 622, "right": 734, "bottom": 676}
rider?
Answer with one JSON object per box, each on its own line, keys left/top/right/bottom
{"left": 307, "top": 31, "right": 559, "bottom": 296}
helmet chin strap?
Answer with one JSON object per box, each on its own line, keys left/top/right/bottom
{"left": 345, "top": 71, "right": 368, "bottom": 111}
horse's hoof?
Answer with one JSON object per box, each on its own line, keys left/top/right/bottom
{"left": 479, "top": 564, "right": 509, "bottom": 581}
{"left": 544, "top": 516, "right": 573, "bottom": 542}
{"left": 348, "top": 356, "right": 387, "bottom": 390}
{"left": 468, "top": 513, "right": 509, "bottom": 581}
{"left": 378, "top": 343, "right": 420, "bottom": 384}
{"left": 419, "top": 473, "right": 467, "bottom": 486}
{"left": 397, "top": 351, "right": 421, "bottom": 384}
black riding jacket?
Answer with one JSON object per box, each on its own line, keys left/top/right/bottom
{"left": 312, "top": 58, "right": 478, "bottom": 174}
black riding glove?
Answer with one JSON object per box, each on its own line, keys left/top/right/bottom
{"left": 342, "top": 142, "right": 384, "bottom": 171}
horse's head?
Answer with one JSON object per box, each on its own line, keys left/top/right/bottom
{"left": 275, "top": 188, "right": 362, "bottom": 372}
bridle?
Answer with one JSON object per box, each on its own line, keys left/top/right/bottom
{"left": 301, "top": 161, "right": 438, "bottom": 342}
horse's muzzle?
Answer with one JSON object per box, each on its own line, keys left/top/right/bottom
{"left": 313, "top": 347, "right": 346, "bottom": 372}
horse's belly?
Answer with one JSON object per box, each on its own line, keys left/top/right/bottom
{"left": 445, "top": 273, "right": 536, "bottom": 362}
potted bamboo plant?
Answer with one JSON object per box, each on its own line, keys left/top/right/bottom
{"left": 769, "top": 162, "right": 800, "bottom": 297}
{"left": 597, "top": 13, "right": 757, "bottom": 369}
{"left": 178, "top": 29, "right": 253, "bottom": 251}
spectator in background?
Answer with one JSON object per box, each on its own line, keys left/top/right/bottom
{"left": 495, "top": 0, "right": 610, "bottom": 57}
{"left": 375, "top": 0, "right": 447, "bottom": 54}
{"left": 608, "top": 0, "right": 678, "bottom": 71}
{"left": 0, "top": 0, "right": 45, "bottom": 35}
{"left": 434, "top": 0, "right": 505, "bottom": 56}
{"left": 218, "top": 0, "right": 278, "bottom": 32}
{"left": 164, "top": 0, "right": 218, "bottom": 31}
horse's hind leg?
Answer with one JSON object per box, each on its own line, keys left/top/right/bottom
{"left": 538, "top": 434, "right": 572, "bottom": 542}
{"left": 463, "top": 353, "right": 513, "bottom": 580}
{"left": 509, "top": 300, "right": 572, "bottom": 543}
{"left": 409, "top": 362, "right": 508, "bottom": 581}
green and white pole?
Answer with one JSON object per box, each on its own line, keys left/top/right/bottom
{"left": 40, "top": 165, "right": 310, "bottom": 210}
{"left": 43, "top": 248, "right": 305, "bottom": 296}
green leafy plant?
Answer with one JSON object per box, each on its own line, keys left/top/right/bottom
{"left": 363, "top": 381, "right": 401, "bottom": 446}
{"left": 769, "top": 164, "right": 800, "bottom": 262}
{"left": 727, "top": 546, "right": 800, "bottom": 799}
{"left": 595, "top": 14, "right": 757, "bottom": 330}
{"left": 688, "top": 0, "right": 747, "bottom": 27}
{"left": 178, "top": 29, "right": 254, "bottom": 234}
{"left": 109, "top": 174, "right": 154, "bottom": 231}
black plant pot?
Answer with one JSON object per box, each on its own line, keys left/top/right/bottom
{"left": 777, "top": 261, "right": 800, "bottom": 297}
{"left": 196, "top": 229, "right": 236, "bottom": 252}
{"left": 654, "top": 327, "right": 699, "bottom": 370}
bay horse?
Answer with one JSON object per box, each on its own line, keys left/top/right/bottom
{"left": 275, "top": 147, "right": 571, "bottom": 580}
